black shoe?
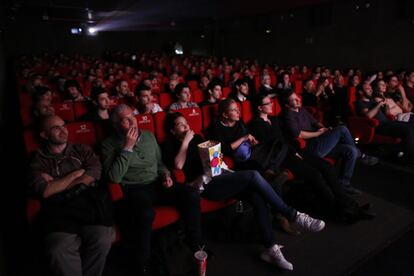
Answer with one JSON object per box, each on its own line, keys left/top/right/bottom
{"left": 360, "top": 154, "right": 379, "bottom": 166}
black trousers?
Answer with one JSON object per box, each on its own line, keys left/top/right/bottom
{"left": 281, "top": 152, "right": 358, "bottom": 215}
{"left": 376, "top": 121, "right": 414, "bottom": 164}
{"left": 121, "top": 182, "right": 201, "bottom": 265}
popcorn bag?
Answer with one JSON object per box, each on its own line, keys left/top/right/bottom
{"left": 197, "top": 140, "right": 222, "bottom": 177}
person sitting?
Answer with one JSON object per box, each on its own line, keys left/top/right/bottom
{"left": 249, "top": 94, "right": 376, "bottom": 222}
{"left": 81, "top": 87, "right": 111, "bottom": 122}
{"left": 101, "top": 104, "right": 201, "bottom": 274}
{"left": 113, "top": 80, "right": 134, "bottom": 99}
{"left": 134, "top": 84, "right": 163, "bottom": 115}
{"left": 64, "top": 80, "right": 86, "bottom": 102}
{"left": 210, "top": 98, "right": 289, "bottom": 186}
{"left": 258, "top": 74, "right": 276, "bottom": 97}
{"left": 356, "top": 81, "right": 414, "bottom": 167}
{"left": 229, "top": 79, "right": 250, "bottom": 103}
{"left": 281, "top": 89, "right": 378, "bottom": 195}
{"left": 163, "top": 112, "right": 326, "bottom": 271}
{"left": 301, "top": 79, "right": 318, "bottom": 108}
{"left": 403, "top": 70, "right": 414, "bottom": 104}
{"left": 373, "top": 80, "right": 414, "bottom": 124}
{"left": 169, "top": 83, "right": 199, "bottom": 111}
{"left": 199, "top": 81, "right": 223, "bottom": 107}
{"left": 29, "top": 115, "right": 114, "bottom": 276}
{"left": 386, "top": 74, "right": 412, "bottom": 112}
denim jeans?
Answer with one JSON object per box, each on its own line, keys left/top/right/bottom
{"left": 202, "top": 170, "right": 296, "bottom": 248}
{"left": 306, "top": 125, "right": 360, "bottom": 186}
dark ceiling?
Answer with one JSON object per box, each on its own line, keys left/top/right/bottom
{"left": 3, "top": 0, "right": 334, "bottom": 30}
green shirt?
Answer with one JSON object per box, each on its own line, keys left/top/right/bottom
{"left": 101, "top": 131, "right": 169, "bottom": 185}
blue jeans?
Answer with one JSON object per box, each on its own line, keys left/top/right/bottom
{"left": 306, "top": 126, "right": 360, "bottom": 187}
{"left": 202, "top": 170, "right": 296, "bottom": 247}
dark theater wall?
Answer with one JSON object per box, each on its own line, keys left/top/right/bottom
{"left": 4, "top": 0, "right": 414, "bottom": 71}
{"left": 214, "top": 0, "right": 414, "bottom": 71}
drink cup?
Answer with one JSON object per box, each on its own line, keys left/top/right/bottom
{"left": 194, "top": 250, "right": 208, "bottom": 276}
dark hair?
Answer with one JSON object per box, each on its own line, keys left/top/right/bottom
{"left": 174, "top": 83, "right": 189, "bottom": 95}
{"left": 32, "top": 86, "right": 51, "bottom": 102}
{"left": 90, "top": 87, "right": 108, "bottom": 101}
{"left": 134, "top": 84, "right": 152, "bottom": 97}
{"left": 207, "top": 80, "right": 222, "bottom": 92}
{"left": 234, "top": 78, "right": 248, "bottom": 87}
{"left": 218, "top": 98, "right": 236, "bottom": 118}
{"left": 164, "top": 112, "right": 184, "bottom": 133}
{"left": 385, "top": 74, "right": 399, "bottom": 83}
{"left": 251, "top": 93, "right": 269, "bottom": 114}
{"left": 64, "top": 79, "right": 81, "bottom": 92}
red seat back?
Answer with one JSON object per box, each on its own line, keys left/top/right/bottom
{"left": 53, "top": 102, "right": 75, "bottom": 122}
{"left": 222, "top": 87, "right": 232, "bottom": 99}
{"left": 201, "top": 104, "right": 219, "bottom": 130}
{"left": 24, "top": 129, "right": 41, "bottom": 154}
{"left": 241, "top": 100, "right": 253, "bottom": 123}
{"left": 187, "top": 80, "right": 199, "bottom": 91}
{"left": 180, "top": 107, "right": 203, "bottom": 134}
{"left": 154, "top": 111, "right": 168, "bottom": 143}
{"left": 74, "top": 101, "right": 90, "bottom": 120}
{"left": 191, "top": 89, "right": 204, "bottom": 104}
{"left": 67, "top": 121, "right": 96, "bottom": 146}
{"left": 159, "top": 93, "right": 174, "bottom": 109}
{"left": 135, "top": 113, "right": 155, "bottom": 133}
{"left": 347, "top": 87, "right": 357, "bottom": 116}
{"left": 295, "top": 80, "right": 303, "bottom": 94}
{"left": 273, "top": 98, "right": 282, "bottom": 116}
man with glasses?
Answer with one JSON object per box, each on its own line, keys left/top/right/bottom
{"left": 29, "top": 115, "right": 114, "bottom": 276}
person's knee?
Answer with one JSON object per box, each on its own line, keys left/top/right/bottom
{"left": 89, "top": 227, "right": 115, "bottom": 251}
{"left": 342, "top": 145, "right": 358, "bottom": 160}
{"left": 45, "top": 235, "right": 78, "bottom": 259}
{"left": 336, "top": 125, "right": 349, "bottom": 134}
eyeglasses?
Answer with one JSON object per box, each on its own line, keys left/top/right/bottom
{"left": 261, "top": 101, "right": 273, "bottom": 106}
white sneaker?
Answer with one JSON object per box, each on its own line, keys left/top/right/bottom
{"left": 260, "top": 244, "right": 293, "bottom": 271}
{"left": 293, "top": 212, "right": 325, "bottom": 232}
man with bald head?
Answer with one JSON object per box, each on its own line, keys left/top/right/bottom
{"left": 29, "top": 115, "right": 114, "bottom": 276}
{"left": 101, "top": 104, "right": 202, "bottom": 274}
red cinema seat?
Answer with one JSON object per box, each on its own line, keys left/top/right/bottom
{"left": 24, "top": 129, "right": 41, "bottom": 154}
{"left": 191, "top": 89, "right": 204, "bottom": 104}
{"left": 21, "top": 108, "right": 33, "bottom": 127}
{"left": 295, "top": 80, "right": 303, "bottom": 94}
{"left": 159, "top": 93, "right": 174, "bottom": 109}
{"left": 67, "top": 121, "right": 96, "bottom": 146}
{"left": 201, "top": 103, "right": 219, "bottom": 130}
{"left": 154, "top": 111, "right": 168, "bottom": 143}
{"left": 180, "top": 107, "right": 203, "bottom": 134}
{"left": 273, "top": 98, "right": 282, "bottom": 116}
{"left": 53, "top": 102, "right": 75, "bottom": 122}
{"left": 74, "top": 101, "right": 90, "bottom": 120}
{"left": 108, "top": 183, "right": 180, "bottom": 230}
{"left": 222, "top": 87, "right": 232, "bottom": 99}
{"left": 241, "top": 100, "right": 253, "bottom": 123}
{"left": 152, "top": 207, "right": 181, "bottom": 230}
{"left": 19, "top": 93, "right": 32, "bottom": 108}
{"left": 135, "top": 113, "right": 155, "bottom": 133}
{"left": 187, "top": 80, "right": 199, "bottom": 91}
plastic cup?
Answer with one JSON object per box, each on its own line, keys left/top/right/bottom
{"left": 194, "top": 250, "right": 208, "bottom": 276}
